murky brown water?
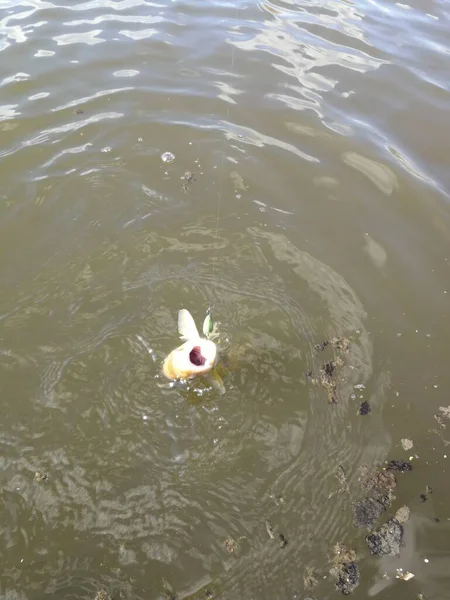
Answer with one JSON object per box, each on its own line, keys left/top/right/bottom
{"left": 1, "top": 0, "right": 450, "bottom": 598}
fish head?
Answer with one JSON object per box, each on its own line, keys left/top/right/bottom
{"left": 163, "top": 337, "right": 218, "bottom": 380}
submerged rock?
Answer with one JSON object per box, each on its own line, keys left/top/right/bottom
{"left": 332, "top": 562, "right": 360, "bottom": 595}
{"left": 359, "top": 466, "right": 397, "bottom": 492}
{"left": 353, "top": 496, "right": 386, "bottom": 530}
{"left": 354, "top": 466, "right": 397, "bottom": 529}
{"left": 365, "top": 518, "right": 404, "bottom": 556}
{"left": 331, "top": 543, "right": 359, "bottom": 595}
{"left": 386, "top": 460, "right": 412, "bottom": 472}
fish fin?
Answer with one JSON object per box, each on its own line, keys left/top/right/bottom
{"left": 208, "top": 368, "right": 226, "bottom": 396}
{"left": 178, "top": 309, "right": 199, "bottom": 340}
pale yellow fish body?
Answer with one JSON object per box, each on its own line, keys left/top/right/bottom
{"left": 162, "top": 309, "right": 225, "bottom": 393}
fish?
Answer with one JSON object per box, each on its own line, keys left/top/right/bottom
{"left": 162, "top": 309, "right": 225, "bottom": 394}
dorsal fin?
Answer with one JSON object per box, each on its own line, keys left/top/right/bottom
{"left": 178, "top": 309, "right": 199, "bottom": 340}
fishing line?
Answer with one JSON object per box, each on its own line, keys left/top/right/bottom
{"left": 207, "top": 10, "right": 237, "bottom": 316}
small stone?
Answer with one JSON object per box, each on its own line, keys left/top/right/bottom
{"left": 395, "top": 505, "right": 410, "bottom": 524}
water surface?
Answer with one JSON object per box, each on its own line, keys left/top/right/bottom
{"left": 1, "top": 0, "right": 450, "bottom": 599}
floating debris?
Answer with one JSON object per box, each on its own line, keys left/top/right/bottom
{"left": 323, "top": 361, "right": 335, "bottom": 377}
{"left": 162, "top": 578, "right": 177, "bottom": 600}
{"left": 309, "top": 338, "right": 350, "bottom": 403}
{"left": 365, "top": 518, "right": 404, "bottom": 556}
{"left": 358, "top": 401, "right": 371, "bottom": 415}
{"left": 314, "top": 358, "right": 344, "bottom": 403}
{"left": 223, "top": 538, "right": 237, "bottom": 553}
{"left": 74, "top": 107, "right": 84, "bottom": 115}
{"left": 335, "top": 465, "right": 350, "bottom": 493}
{"left": 421, "top": 486, "right": 433, "bottom": 502}
{"left": 386, "top": 460, "right": 412, "bottom": 472}
{"left": 313, "top": 340, "right": 329, "bottom": 354}
{"left": 265, "top": 519, "right": 275, "bottom": 540}
{"left": 434, "top": 405, "right": 450, "bottom": 428}
{"left": 161, "top": 151, "right": 176, "bottom": 164}
{"left": 319, "top": 373, "right": 338, "bottom": 404}
{"left": 303, "top": 566, "right": 318, "bottom": 590}
{"left": 279, "top": 533, "right": 288, "bottom": 548}
{"left": 401, "top": 438, "right": 413, "bottom": 451}
{"left": 313, "top": 337, "right": 351, "bottom": 354}
{"left": 396, "top": 569, "right": 415, "bottom": 581}
{"left": 182, "top": 171, "right": 196, "bottom": 193}
{"left": 94, "top": 592, "right": 110, "bottom": 600}
{"left": 331, "top": 337, "right": 351, "bottom": 353}
{"left": 34, "top": 471, "right": 48, "bottom": 482}
{"left": 322, "top": 357, "right": 343, "bottom": 378}
{"left": 331, "top": 543, "right": 359, "bottom": 595}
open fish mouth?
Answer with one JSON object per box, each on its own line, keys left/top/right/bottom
{"left": 189, "top": 346, "right": 206, "bottom": 366}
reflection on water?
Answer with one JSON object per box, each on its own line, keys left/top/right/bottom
{"left": 1, "top": 0, "right": 450, "bottom": 599}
